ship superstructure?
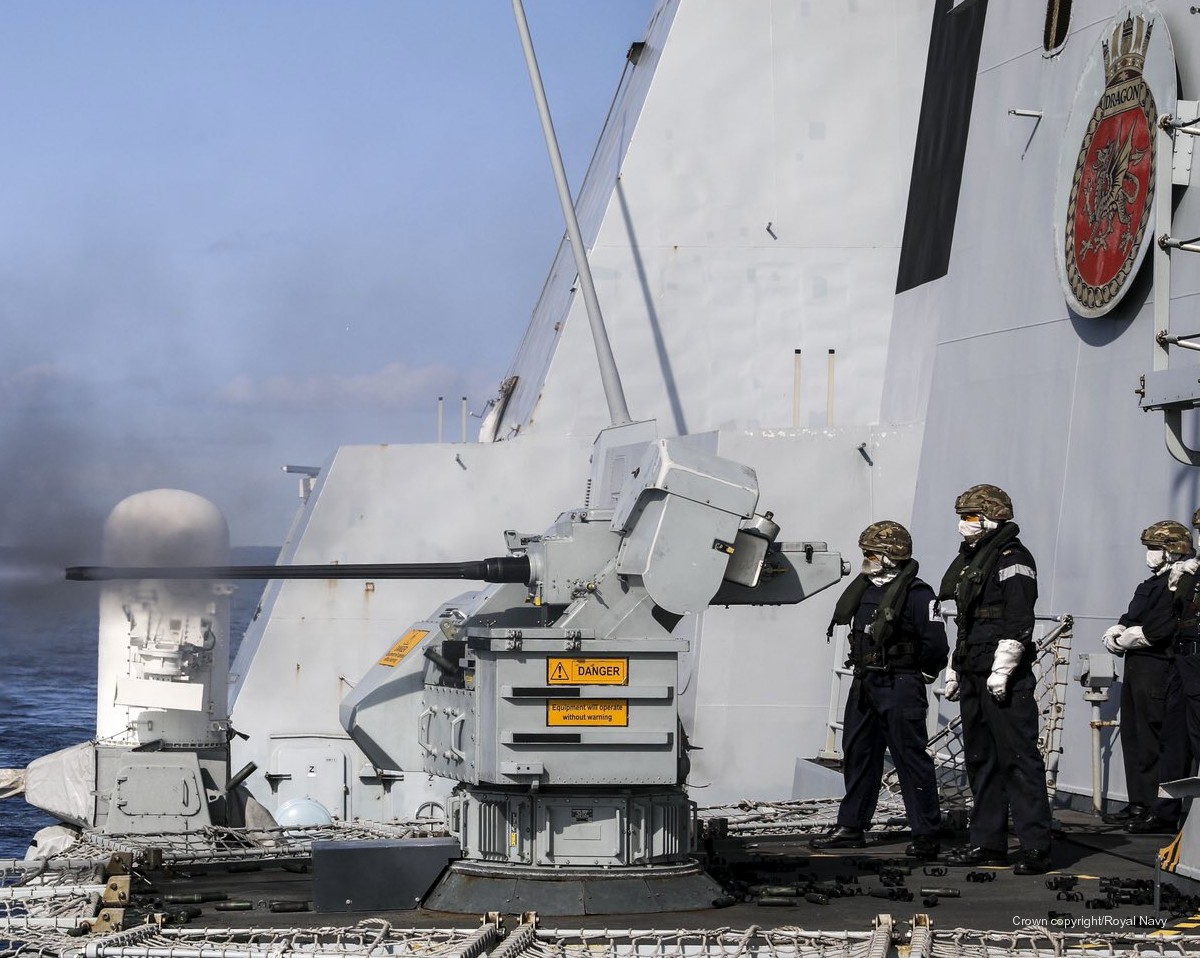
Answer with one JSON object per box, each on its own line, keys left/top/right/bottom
{"left": 225, "top": 0, "right": 936, "bottom": 826}
{"left": 12, "top": 0, "right": 1200, "bottom": 950}
{"left": 25, "top": 0, "right": 1198, "bottom": 842}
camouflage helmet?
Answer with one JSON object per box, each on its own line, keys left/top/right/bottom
{"left": 954, "top": 483, "right": 1014, "bottom": 522}
{"left": 858, "top": 520, "right": 913, "bottom": 561}
{"left": 1141, "top": 519, "right": 1195, "bottom": 556}
{"left": 1193, "top": 507, "right": 1200, "bottom": 530}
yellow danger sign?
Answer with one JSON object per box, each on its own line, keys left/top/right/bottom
{"left": 547, "top": 699, "right": 629, "bottom": 726}
{"left": 379, "top": 629, "right": 429, "bottom": 667}
{"left": 547, "top": 657, "right": 628, "bottom": 685}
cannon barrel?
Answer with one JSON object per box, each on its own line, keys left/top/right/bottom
{"left": 65, "top": 556, "right": 532, "bottom": 583}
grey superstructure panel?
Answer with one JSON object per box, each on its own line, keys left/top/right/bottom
{"left": 493, "top": 0, "right": 932, "bottom": 440}
{"left": 898, "top": 0, "right": 1200, "bottom": 802}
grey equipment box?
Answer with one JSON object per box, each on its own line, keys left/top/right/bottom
{"left": 312, "top": 837, "right": 460, "bottom": 912}
{"left": 422, "top": 630, "right": 686, "bottom": 788}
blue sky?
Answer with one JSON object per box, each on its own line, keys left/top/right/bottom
{"left": 0, "top": 2, "right": 656, "bottom": 556}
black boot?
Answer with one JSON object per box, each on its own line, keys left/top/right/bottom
{"left": 945, "top": 845, "right": 1007, "bottom": 866}
{"left": 1102, "top": 803, "right": 1147, "bottom": 825}
{"left": 904, "top": 835, "right": 940, "bottom": 861}
{"left": 1013, "top": 848, "right": 1052, "bottom": 875}
{"left": 1127, "top": 813, "right": 1179, "bottom": 835}
{"left": 810, "top": 825, "right": 866, "bottom": 849}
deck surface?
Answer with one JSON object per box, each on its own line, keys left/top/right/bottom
{"left": 118, "top": 811, "right": 1200, "bottom": 939}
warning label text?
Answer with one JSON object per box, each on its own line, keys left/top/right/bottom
{"left": 379, "top": 629, "right": 429, "bottom": 667}
{"left": 546, "top": 699, "right": 629, "bottom": 727}
{"left": 547, "top": 657, "right": 628, "bottom": 685}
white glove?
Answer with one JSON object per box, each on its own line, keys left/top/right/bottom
{"left": 986, "top": 639, "right": 1025, "bottom": 701}
{"left": 1102, "top": 624, "right": 1126, "bottom": 655}
{"left": 1114, "top": 625, "right": 1151, "bottom": 651}
{"left": 942, "top": 665, "right": 960, "bottom": 702}
{"left": 1171, "top": 557, "right": 1200, "bottom": 590}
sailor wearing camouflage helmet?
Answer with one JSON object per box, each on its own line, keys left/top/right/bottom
{"left": 811, "top": 520, "right": 948, "bottom": 861}
{"left": 1101, "top": 520, "right": 1197, "bottom": 834}
{"left": 939, "top": 484, "right": 1053, "bottom": 876}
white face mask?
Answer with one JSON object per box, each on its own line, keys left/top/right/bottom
{"left": 1147, "top": 548, "right": 1166, "bottom": 570}
{"left": 861, "top": 557, "right": 883, "bottom": 576}
{"left": 869, "top": 569, "right": 900, "bottom": 586}
{"left": 958, "top": 518, "right": 983, "bottom": 540}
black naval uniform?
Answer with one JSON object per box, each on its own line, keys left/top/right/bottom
{"left": 1118, "top": 569, "right": 1185, "bottom": 817}
{"left": 831, "top": 562, "right": 949, "bottom": 838}
{"left": 1153, "top": 656, "right": 1191, "bottom": 822}
{"left": 941, "top": 523, "right": 1052, "bottom": 856}
{"left": 1162, "top": 571, "right": 1200, "bottom": 803}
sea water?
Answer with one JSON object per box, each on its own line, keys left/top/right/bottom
{"left": 0, "top": 546, "right": 274, "bottom": 859}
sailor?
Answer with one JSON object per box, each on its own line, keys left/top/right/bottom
{"left": 811, "top": 520, "right": 949, "bottom": 861}
{"left": 1102, "top": 520, "right": 1196, "bottom": 833}
{"left": 1147, "top": 522, "right": 1200, "bottom": 832}
{"left": 939, "top": 484, "right": 1053, "bottom": 875}
{"left": 1160, "top": 510, "right": 1200, "bottom": 809}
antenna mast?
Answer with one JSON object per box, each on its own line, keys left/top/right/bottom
{"left": 512, "top": 0, "right": 632, "bottom": 426}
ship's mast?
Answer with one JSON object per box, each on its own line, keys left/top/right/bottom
{"left": 512, "top": 0, "right": 632, "bottom": 427}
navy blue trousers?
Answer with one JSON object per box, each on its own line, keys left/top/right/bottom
{"left": 958, "top": 669, "right": 1052, "bottom": 853}
{"left": 1152, "top": 654, "right": 1200, "bottom": 820}
{"left": 836, "top": 671, "right": 941, "bottom": 837}
{"left": 1120, "top": 654, "right": 1170, "bottom": 809}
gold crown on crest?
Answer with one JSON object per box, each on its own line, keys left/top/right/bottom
{"left": 1102, "top": 12, "right": 1153, "bottom": 82}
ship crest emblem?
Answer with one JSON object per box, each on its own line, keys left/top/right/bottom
{"left": 1064, "top": 11, "right": 1156, "bottom": 316}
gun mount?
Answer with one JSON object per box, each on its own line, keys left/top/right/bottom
{"left": 49, "top": 426, "right": 844, "bottom": 913}
{"left": 333, "top": 429, "right": 844, "bottom": 912}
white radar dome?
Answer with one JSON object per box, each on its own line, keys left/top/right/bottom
{"left": 275, "top": 798, "right": 334, "bottom": 828}
{"left": 102, "top": 489, "right": 229, "bottom": 566}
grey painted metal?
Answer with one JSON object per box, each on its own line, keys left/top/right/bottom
{"left": 423, "top": 858, "right": 721, "bottom": 915}
{"left": 496, "top": 1, "right": 926, "bottom": 441}
{"left": 447, "top": 787, "right": 692, "bottom": 867}
{"left": 1140, "top": 366, "right": 1200, "bottom": 408}
{"left": 423, "top": 631, "right": 684, "bottom": 787}
{"left": 310, "top": 837, "right": 460, "bottom": 912}
{"left": 398, "top": 432, "right": 841, "bottom": 868}
{"left": 342, "top": 583, "right": 545, "bottom": 784}
{"left": 1167, "top": 100, "right": 1199, "bottom": 184}
{"left": 100, "top": 751, "right": 215, "bottom": 835}
{"left": 1153, "top": 92, "right": 1200, "bottom": 464}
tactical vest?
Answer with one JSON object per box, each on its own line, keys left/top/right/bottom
{"left": 940, "top": 524, "right": 1032, "bottom": 674}
{"left": 828, "top": 560, "right": 921, "bottom": 673}
{"left": 1175, "top": 572, "right": 1199, "bottom": 645}
{"left": 938, "top": 522, "right": 1021, "bottom": 626}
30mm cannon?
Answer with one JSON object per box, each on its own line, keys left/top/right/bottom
{"left": 65, "top": 557, "right": 532, "bottom": 583}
